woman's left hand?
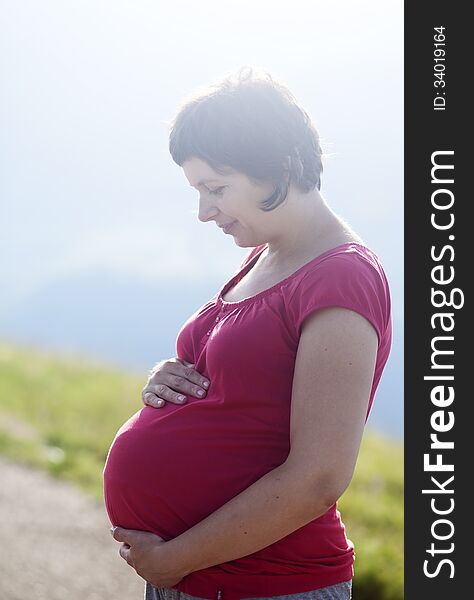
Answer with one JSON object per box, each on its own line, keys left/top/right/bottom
{"left": 111, "top": 526, "right": 190, "bottom": 587}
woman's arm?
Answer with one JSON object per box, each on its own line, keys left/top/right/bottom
{"left": 113, "top": 307, "right": 378, "bottom": 585}
{"left": 165, "top": 306, "right": 379, "bottom": 576}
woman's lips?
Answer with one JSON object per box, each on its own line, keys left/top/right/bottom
{"left": 222, "top": 221, "right": 237, "bottom": 234}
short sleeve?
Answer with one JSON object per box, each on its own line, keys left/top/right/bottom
{"left": 286, "top": 249, "right": 392, "bottom": 346}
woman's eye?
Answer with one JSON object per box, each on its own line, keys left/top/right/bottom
{"left": 209, "top": 186, "right": 225, "bottom": 196}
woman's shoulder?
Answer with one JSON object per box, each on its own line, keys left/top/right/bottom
{"left": 284, "top": 239, "right": 392, "bottom": 342}
{"left": 284, "top": 238, "right": 386, "bottom": 284}
{"left": 305, "top": 235, "right": 387, "bottom": 280}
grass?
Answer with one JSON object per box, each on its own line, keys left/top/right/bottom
{"left": 338, "top": 432, "right": 403, "bottom": 600}
{"left": 0, "top": 342, "right": 144, "bottom": 497}
{"left": 0, "top": 341, "right": 403, "bottom": 599}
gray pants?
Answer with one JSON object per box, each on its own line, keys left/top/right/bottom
{"left": 144, "top": 579, "right": 352, "bottom": 600}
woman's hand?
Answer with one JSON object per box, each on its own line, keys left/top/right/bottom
{"left": 142, "top": 357, "right": 210, "bottom": 408}
{"left": 111, "top": 526, "right": 192, "bottom": 587}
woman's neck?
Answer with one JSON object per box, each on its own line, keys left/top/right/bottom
{"left": 263, "top": 191, "right": 359, "bottom": 265}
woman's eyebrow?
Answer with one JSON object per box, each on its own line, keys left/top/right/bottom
{"left": 190, "top": 178, "right": 221, "bottom": 187}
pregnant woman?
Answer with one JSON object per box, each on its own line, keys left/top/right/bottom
{"left": 103, "top": 67, "right": 392, "bottom": 600}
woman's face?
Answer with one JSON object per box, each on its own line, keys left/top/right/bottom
{"left": 182, "top": 157, "right": 278, "bottom": 247}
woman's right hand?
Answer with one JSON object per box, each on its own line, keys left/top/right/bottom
{"left": 141, "top": 358, "right": 210, "bottom": 408}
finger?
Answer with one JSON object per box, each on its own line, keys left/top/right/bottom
{"left": 147, "top": 359, "right": 210, "bottom": 396}
{"left": 150, "top": 366, "right": 210, "bottom": 396}
{"left": 142, "top": 391, "right": 165, "bottom": 408}
{"left": 180, "top": 360, "right": 195, "bottom": 368}
{"left": 178, "top": 363, "right": 210, "bottom": 390}
{"left": 114, "top": 527, "right": 166, "bottom": 551}
{"left": 112, "top": 526, "right": 137, "bottom": 545}
{"left": 119, "top": 543, "right": 133, "bottom": 566}
{"left": 111, "top": 526, "right": 126, "bottom": 542}
{"left": 148, "top": 376, "right": 207, "bottom": 402}
{"left": 145, "top": 382, "right": 188, "bottom": 405}
{"left": 142, "top": 382, "right": 182, "bottom": 406}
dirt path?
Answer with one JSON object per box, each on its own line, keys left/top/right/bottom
{"left": 0, "top": 456, "right": 144, "bottom": 600}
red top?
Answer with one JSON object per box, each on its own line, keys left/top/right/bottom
{"left": 103, "top": 242, "right": 392, "bottom": 600}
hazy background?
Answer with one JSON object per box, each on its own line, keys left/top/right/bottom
{"left": 0, "top": 0, "right": 403, "bottom": 437}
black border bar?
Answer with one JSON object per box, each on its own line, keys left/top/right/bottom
{"left": 405, "top": 2, "right": 468, "bottom": 597}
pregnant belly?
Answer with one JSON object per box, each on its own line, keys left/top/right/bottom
{"left": 103, "top": 402, "right": 289, "bottom": 540}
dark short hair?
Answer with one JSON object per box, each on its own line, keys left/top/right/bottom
{"left": 168, "top": 66, "right": 323, "bottom": 211}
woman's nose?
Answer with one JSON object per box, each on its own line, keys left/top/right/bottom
{"left": 198, "top": 195, "right": 219, "bottom": 223}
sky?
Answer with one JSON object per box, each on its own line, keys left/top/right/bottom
{"left": 0, "top": 0, "right": 403, "bottom": 434}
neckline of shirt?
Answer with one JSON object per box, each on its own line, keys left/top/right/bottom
{"left": 217, "top": 241, "right": 373, "bottom": 308}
